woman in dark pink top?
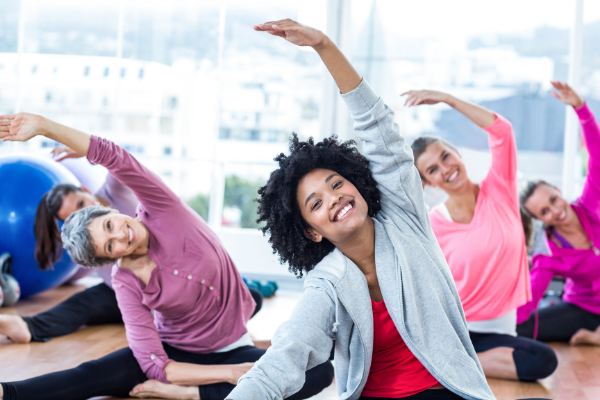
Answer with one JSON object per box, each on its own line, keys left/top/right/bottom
{"left": 0, "top": 113, "right": 333, "bottom": 400}
{"left": 519, "top": 81, "right": 600, "bottom": 346}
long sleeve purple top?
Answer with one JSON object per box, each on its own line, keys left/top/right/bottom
{"left": 87, "top": 136, "right": 256, "bottom": 382}
{"left": 517, "top": 103, "right": 600, "bottom": 324}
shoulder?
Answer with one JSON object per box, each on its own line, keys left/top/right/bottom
{"left": 308, "top": 248, "right": 347, "bottom": 284}
{"left": 484, "top": 112, "right": 513, "bottom": 134}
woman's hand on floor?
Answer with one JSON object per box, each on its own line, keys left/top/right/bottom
{"left": 228, "top": 362, "right": 255, "bottom": 385}
{"left": 551, "top": 81, "right": 585, "bottom": 109}
{"left": 0, "top": 112, "right": 49, "bottom": 142}
{"left": 253, "top": 19, "right": 326, "bottom": 49}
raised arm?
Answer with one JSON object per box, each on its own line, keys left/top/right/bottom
{"left": 405, "top": 90, "right": 517, "bottom": 199}
{"left": 0, "top": 113, "right": 178, "bottom": 214}
{"left": 0, "top": 113, "right": 91, "bottom": 154}
{"left": 403, "top": 90, "right": 496, "bottom": 129}
{"left": 255, "top": 20, "right": 432, "bottom": 237}
{"left": 254, "top": 19, "right": 361, "bottom": 94}
{"left": 551, "top": 81, "right": 600, "bottom": 208}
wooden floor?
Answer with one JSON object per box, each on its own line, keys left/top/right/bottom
{"left": 2, "top": 280, "right": 600, "bottom": 400}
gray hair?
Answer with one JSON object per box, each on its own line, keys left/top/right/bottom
{"left": 61, "top": 205, "right": 116, "bottom": 267}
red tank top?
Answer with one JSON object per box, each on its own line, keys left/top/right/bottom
{"left": 361, "top": 299, "right": 439, "bottom": 398}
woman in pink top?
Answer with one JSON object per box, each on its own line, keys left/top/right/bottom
{"left": 518, "top": 81, "right": 600, "bottom": 346}
{"left": 0, "top": 113, "right": 333, "bottom": 400}
{"left": 407, "top": 90, "right": 557, "bottom": 381}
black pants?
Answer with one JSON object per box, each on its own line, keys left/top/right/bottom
{"left": 469, "top": 331, "right": 557, "bottom": 381}
{"left": 23, "top": 283, "right": 263, "bottom": 342}
{"left": 361, "top": 388, "right": 463, "bottom": 399}
{"left": 1, "top": 344, "right": 334, "bottom": 400}
{"left": 517, "top": 301, "right": 600, "bottom": 342}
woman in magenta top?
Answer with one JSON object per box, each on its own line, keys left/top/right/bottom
{"left": 407, "top": 90, "right": 557, "bottom": 382}
{"left": 518, "top": 81, "right": 600, "bottom": 346}
{"left": 0, "top": 113, "right": 333, "bottom": 400}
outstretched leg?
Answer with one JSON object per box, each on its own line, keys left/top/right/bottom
{"left": 22, "top": 283, "right": 121, "bottom": 342}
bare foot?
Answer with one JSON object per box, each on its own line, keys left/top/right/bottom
{"left": 130, "top": 379, "right": 200, "bottom": 400}
{"left": 0, "top": 314, "right": 31, "bottom": 343}
{"left": 570, "top": 328, "right": 600, "bottom": 346}
{"left": 252, "top": 340, "right": 271, "bottom": 349}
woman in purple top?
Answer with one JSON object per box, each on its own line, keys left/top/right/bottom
{"left": 0, "top": 113, "right": 333, "bottom": 400}
{"left": 518, "top": 81, "right": 600, "bottom": 346}
{"left": 0, "top": 147, "right": 139, "bottom": 345}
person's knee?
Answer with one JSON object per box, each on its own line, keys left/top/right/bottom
{"left": 309, "top": 361, "right": 334, "bottom": 389}
{"left": 514, "top": 344, "right": 558, "bottom": 381}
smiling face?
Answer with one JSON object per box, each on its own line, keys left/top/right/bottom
{"left": 56, "top": 187, "right": 109, "bottom": 221}
{"left": 296, "top": 168, "right": 370, "bottom": 245}
{"left": 87, "top": 211, "right": 148, "bottom": 259}
{"left": 524, "top": 183, "right": 576, "bottom": 227}
{"left": 415, "top": 141, "right": 469, "bottom": 192}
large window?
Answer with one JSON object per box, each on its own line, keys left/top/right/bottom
{"left": 350, "top": 0, "right": 581, "bottom": 205}
{"left": 0, "top": 0, "right": 326, "bottom": 229}
{"left": 0, "top": 0, "right": 597, "bottom": 225}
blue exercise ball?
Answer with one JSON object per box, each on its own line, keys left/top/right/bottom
{"left": 0, "top": 154, "right": 80, "bottom": 298}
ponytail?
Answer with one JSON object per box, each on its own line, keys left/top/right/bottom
{"left": 34, "top": 193, "right": 62, "bottom": 270}
{"left": 33, "top": 184, "right": 82, "bottom": 270}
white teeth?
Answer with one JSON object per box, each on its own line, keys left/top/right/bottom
{"left": 336, "top": 204, "right": 353, "bottom": 220}
{"left": 128, "top": 228, "right": 132, "bottom": 243}
{"left": 448, "top": 171, "right": 458, "bottom": 182}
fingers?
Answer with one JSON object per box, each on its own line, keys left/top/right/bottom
{"left": 0, "top": 114, "right": 15, "bottom": 121}
{"left": 551, "top": 91, "right": 563, "bottom": 101}
{"left": 53, "top": 154, "right": 69, "bottom": 162}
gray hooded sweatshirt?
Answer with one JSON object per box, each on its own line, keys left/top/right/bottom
{"left": 228, "top": 80, "right": 496, "bottom": 400}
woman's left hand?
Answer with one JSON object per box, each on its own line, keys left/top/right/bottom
{"left": 51, "top": 145, "right": 83, "bottom": 162}
{"left": 253, "top": 19, "right": 327, "bottom": 49}
{"left": 551, "top": 81, "right": 585, "bottom": 109}
{"left": 401, "top": 90, "right": 452, "bottom": 107}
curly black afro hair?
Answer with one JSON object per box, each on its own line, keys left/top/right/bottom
{"left": 256, "top": 133, "right": 381, "bottom": 277}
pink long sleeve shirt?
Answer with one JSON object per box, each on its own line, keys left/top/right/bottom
{"left": 87, "top": 136, "right": 256, "bottom": 383}
{"left": 517, "top": 103, "right": 600, "bottom": 324}
{"left": 429, "top": 114, "right": 531, "bottom": 322}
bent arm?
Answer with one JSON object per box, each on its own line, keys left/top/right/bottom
{"left": 446, "top": 96, "right": 497, "bottom": 129}
{"left": 113, "top": 279, "right": 174, "bottom": 383}
{"left": 87, "top": 136, "right": 178, "bottom": 214}
{"left": 228, "top": 284, "right": 335, "bottom": 400}
{"left": 516, "top": 256, "right": 556, "bottom": 324}
{"left": 576, "top": 103, "right": 600, "bottom": 207}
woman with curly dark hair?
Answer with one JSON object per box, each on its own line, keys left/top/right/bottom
{"left": 227, "top": 19, "right": 495, "bottom": 400}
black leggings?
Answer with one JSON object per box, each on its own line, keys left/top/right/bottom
{"left": 469, "top": 331, "right": 557, "bottom": 381}
{"left": 1, "top": 344, "right": 334, "bottom": 400}
{"left": 517, "top": 301, "right": 600, "bottom": 342}
{"left": 23, "top": 283, "right": 263, "bottom": 342}
{"left": 361, "top": 388, "right": 463, "bottom": 399}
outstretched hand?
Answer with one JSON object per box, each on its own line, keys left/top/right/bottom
{"left": 401, "top": 90, "right": 451, "bottom": 107}
{"left": 51, "top": 145, "right": 83, "bottom": 162}
{"left": 254, "top": 19, "right": 327, "bottom": 48}
{"left": 0, "top": 113, "right": 48, "bottom": 142}
{"left": 551, "top": 81, "right": 585, "bottom": 109}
